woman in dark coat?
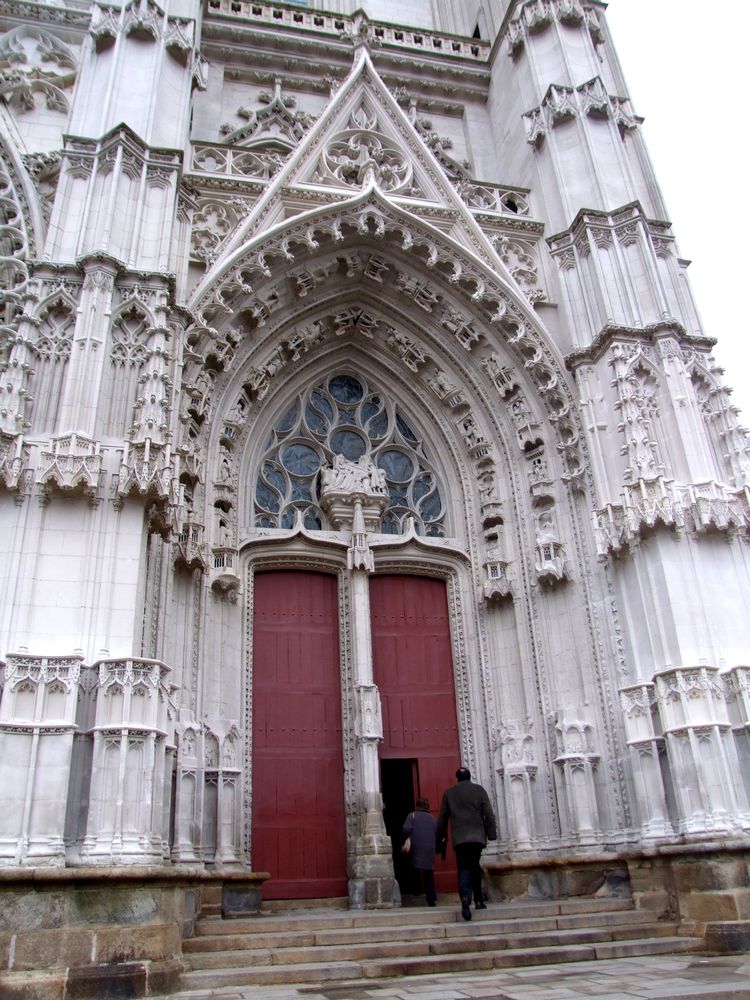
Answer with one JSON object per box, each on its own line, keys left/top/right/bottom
{"left": 402, "top": 797, "right": 438, "bottom": 906}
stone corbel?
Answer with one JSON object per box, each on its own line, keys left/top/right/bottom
{"left": 210, "top": 548, "right": 240, "bottom": 603}
{"left": 118, "top": 439, "right": 173, "bottom": 501}
{"left": 174, "top": 520, "right": 207, "bottom": 573}
{"left": 483, "top": 547, "right": 512, "bottom": 602}
{"left": 164, "top": 17, "right": 194, "bottom": 62}
{"left": 89, "top": 3, "right": 120, "bottom": 48}
{"left": 535, "top": 538, "right": 568, "bottom": 585}
{"left": 36, "top": 432, "right": 103, "bottom": 502}
{"left": 0, "top": 434, "right": 28, "bottom": 492}
{"left": 122, "top": 0, "right": 164, "bottom": 40}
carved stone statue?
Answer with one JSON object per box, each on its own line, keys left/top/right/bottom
{"left": 321, "top": 453, "right": 387, "bottom": 497}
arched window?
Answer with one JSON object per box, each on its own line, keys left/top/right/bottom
{"left": 253, "top": 371, "right": 445, "bottom": 536}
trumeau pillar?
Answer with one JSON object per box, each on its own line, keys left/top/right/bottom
{"left": 0, "top": 654, "right": 84, "bottom": 866}
{"left": 320, "top": 456, "right": 394, "bottom": 907}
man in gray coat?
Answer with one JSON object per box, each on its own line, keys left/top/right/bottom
{"left": 436, "top": 766, "right": 497, "bottom": 921}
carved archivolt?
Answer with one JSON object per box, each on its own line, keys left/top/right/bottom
{"left": 188, "top": 193, "right": 585, "bottom": 488}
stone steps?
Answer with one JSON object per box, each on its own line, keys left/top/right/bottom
{"left": 179, "top": 898, "right": 706, "bottom": 991}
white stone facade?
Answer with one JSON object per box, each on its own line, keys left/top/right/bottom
{"left": 1, "top": 0, "right": 750, "bottom": 897}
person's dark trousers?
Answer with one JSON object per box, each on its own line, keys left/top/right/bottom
{"left": 454, "top": 842, "right": 484, "bottom": 904}
{"left": 418, "top": 867, "right": 437, "bottom": 905}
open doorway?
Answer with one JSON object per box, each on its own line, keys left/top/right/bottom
{"left": 380, "top": 757, "right": 421, "bottom": 897}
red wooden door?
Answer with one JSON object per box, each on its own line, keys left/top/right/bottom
{"left": 252, "top": 571, "right": 347, "bottom": 899}
{"left": 370, "top": 575, "right": 460, "bottom": 893}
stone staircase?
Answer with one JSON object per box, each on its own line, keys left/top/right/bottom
{"left": 178, "top": 896, "right": 706, "bottom": 992}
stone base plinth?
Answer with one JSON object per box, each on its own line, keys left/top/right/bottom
{"left": 484, "top": 853, "right": 631, "bottom": 902}
{"left": 221, "top": 873, "right": 268, "bottom": 918}
{"left": 626, "top": 840, "right": 750, "bottom": 928}
{"left": 485, "top": 840, "right": 750, "bottom": 953}
{"left": 0, "top": 866, "right": 269, "bottom": 999}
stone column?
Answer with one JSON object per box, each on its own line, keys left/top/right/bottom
{"left": 552, "top": 714, "right": 601, "bottom": 847}
{"left": 653, "top": 665, "right": 750, "bottom": 837}
{"left": 171, "top": 720, "right": 204, "bottom": 863}
{"left": 0, "top": 654, "right": 84, "bottom": 866}
{"left": 320, "top": 457, "right": 394, "bottom": 907}
{"left": 619, "top": 683, "right": 673, "bottom": 841}
{"left": 496, "top": 719, "right": 536, "bottom": 850}
{"left": 725, "top": 666, "right": 750, "bottom": 806}
{"left": 80, "top": 657, "right": 173, "bottom": 864}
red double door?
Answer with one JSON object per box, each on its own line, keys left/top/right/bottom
{"left": 252, "top": 571, "right": 460, "bottom": 899}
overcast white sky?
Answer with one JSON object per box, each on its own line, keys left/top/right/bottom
{"left": 606, "top": 1, "right": 750, "bottom": 422}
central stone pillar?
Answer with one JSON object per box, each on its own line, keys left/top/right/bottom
{"left": 321, "top": 456, "right": 395, "bottom": 907}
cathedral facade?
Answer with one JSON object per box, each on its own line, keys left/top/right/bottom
{"left": 2, "top": 0, "right": 750, "bottom": 922}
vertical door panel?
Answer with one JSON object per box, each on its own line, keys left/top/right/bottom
{"left": 370, "top": 575, "right": 461, "bottom": 893}
{"left": 252, "top": 571, "right": 347, "bottom": 899}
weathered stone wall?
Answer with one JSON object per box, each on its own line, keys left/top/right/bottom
{"left": 0, "top": 867, "right": 267, "bottom": 1000}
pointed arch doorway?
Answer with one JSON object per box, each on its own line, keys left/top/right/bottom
{"left": 371, "top": 574, "right": 461, "bottom": 895}
{"left": 251, "top": 570, "right": 348, "bottom": 899}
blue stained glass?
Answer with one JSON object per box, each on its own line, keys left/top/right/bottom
{"left": 291, "top": 480, "right": 311, "bottom": 502}
{"left": 361, "top": 395, "right": 381, "bottom": 424}
{"left": 305, "top": 404, "right": 327, "bottom": 435}
{"left": 329, "top": 374, "right": 364, "bottom": 403}
{"left": 311, "top": 391, "right": 334, "bottom": 423}
{"left": 281, "top": 443, "right": 320, "bottom": 476}
{"left": 304, "top": 510, "right": 322, "bottom": 530}
{"left": 396, "top": 414, "right": 418, "bottom": 444}
{"left": 413, "top": 473, "right": 433, "bottom": 502}
{"left": 257, "top": 372, "right": 445, "bottom": 535}
{"left": 420, "top": 489, "right": 443, "bottom": 522}
{"left": 263, "top": 463, "right": 285, "bottom": 494}
{"left": 379, "top": 449, "right": 415, "bottom": 483}
{"left": 388, "top": 486, "right": 408, "bottom": 506}
{"left": 256, "top": 480, "right": 280, "bottom": 513}
{"left": 382, "top": 512, "right": 400, "bottom": 534}
{"left": 330, "top": 430, "right": 366, "bottom": 461}
{"left": 367, "top": 412, "right": 388, "bottom": 439}
{"left": 277, "top": 403, "right": 298, "bottom": 433}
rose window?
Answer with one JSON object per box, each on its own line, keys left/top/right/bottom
{"left": 254, "top": 372, "right": 445, "bottom": 535}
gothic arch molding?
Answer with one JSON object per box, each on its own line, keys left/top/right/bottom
{"left": 184, "top": 187, "right": 586, "bottom": 493}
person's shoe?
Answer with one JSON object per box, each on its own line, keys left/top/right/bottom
{"left": 427, "top": 900, "right": 436, "bottom": 907}
{"left": 461, "top": 898, "right": 472, "bottom": 921}
{"left": 475, "top": 901, "right": 487, "bottom": 909}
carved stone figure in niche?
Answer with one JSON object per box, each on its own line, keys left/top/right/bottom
{"left": 535, "top": 509, "right": 558, "bottom": 545}
{"left": 321, "top": 453, "right": 387, "bottom": 496}
{"left": 217, "top": 446, "right": 233, "bottom": 485}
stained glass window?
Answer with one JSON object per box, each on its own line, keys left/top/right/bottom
{"left": 253, "top": 372, "right": 445, "bottom": 535}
